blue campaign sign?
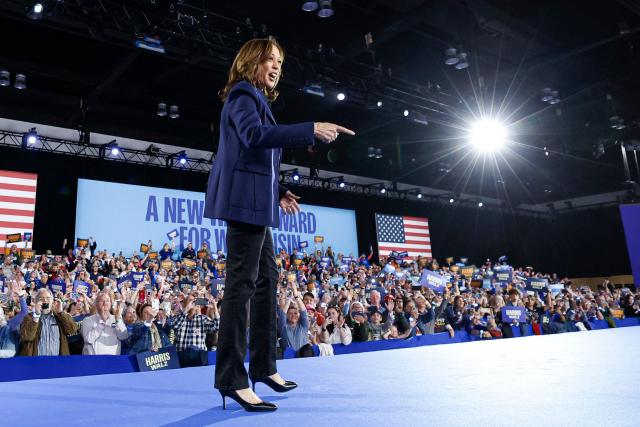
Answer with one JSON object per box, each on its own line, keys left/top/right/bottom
{"left": 329, "top": 277, "right": 346, "bottom": 288}
{"left": 419, "top": 269, "right": 447, "bottom": 293}
{"left": 49, "top": 279, "right": 66, "bottom": 295}
{"left": 0, "top": 276, "right": 5, "bottom": 293}
{"left": 129, "top": 272, "right": 146, "bottom": 287}
{"left": 73, "top": 280, "right": 91, "bottom": 296}
{"left": 299, "top": 241, "right": 308, "bottom": 249}
{"left": 501, "top": 306, "right": 526, "bottom": 323}
{"left": 136, "top": 346, "right": 180, "bottom": 372}
{"left": 76, "top": 179, "right": 358, "bottom": 257}
{"left": 526, "top": 278, "right": 548, "bottom": 292}
{"left": 494, "top": 266, "right": 513, "bottom": 285}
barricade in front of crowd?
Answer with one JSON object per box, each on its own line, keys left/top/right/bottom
{"left": 2, "top": 318, "right": 639, "bottom": 383}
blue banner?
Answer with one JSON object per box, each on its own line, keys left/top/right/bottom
{"left": 494, "top": 266, "right": 513, "bottom": 285}
{"left": 129, "top": 272, "right": 146, "bottom": 288}
{"left": 136, "top": 346, "right": 180, "bottom": 372}
{"left": 620, "top": 204, "right": 640, "bottom": 288}
{"left": 299, "top": 241, "right": 308, "bottom": 249}
{"left": 526, "top": 278, "right": 548, "bottom": 292}
{"left": 419, "top": 270, "right": 447, "bottom": 293}
{"left": 49, "top": 279, "right": 66, "bottom": 295}
{"left": 76, "top": 179, "right": 358, "bottom": 257}
{"left": 73, "top": 280, "right": 91, "bottom": 296}
{"left": 0, "top": 276, "right": 5, "bottom": 293}
{"left": 501, "top": 306, "right": 526, "bottom": 323}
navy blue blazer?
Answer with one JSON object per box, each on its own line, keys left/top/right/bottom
{"left": 204, "top": 81, "right": 314, "bottom": 228}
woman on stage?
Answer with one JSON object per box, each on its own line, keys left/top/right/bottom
{"left": 204, "top": 37, "right": 354, "bottom": 412}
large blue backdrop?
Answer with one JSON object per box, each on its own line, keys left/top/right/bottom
{"left": 620, "top": 203, "right": 640, "bottom": 286}
{"left": 75, "top": 179, "right": 359, "bottom": 256}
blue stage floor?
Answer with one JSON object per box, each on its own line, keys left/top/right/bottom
{"left": 2, "top": 327, "right": 640, "bottom": 426}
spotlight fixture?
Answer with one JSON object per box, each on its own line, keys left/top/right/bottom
{"left": 454, "top": 52, "right": 469, "bottom": 70}
{"left": 317, "top": 0, "right": 334, "bottom": 18}
{"left": 292, "top": 169, "right": 300, "bottom": 181}
{"left": 380, "top": 187, "right": 386, "bottom": 194}
{"left": 444, "top": 48, "right": 459, "bottom": 65}
{"left": 336, "top": 92, "right": 345, "bottom": 101}
{"left": 14, "top": 74, "right": 26, "bottom": 90}
{"left": 157, "top": 102, "right": 167, "bottom": 117}
{"left": 106, "top": 140, "right": 120, "bottom": 156}
{"left": 417, "top": 192, "right": 423, "bottom": 199}
{"left": 367, "top": 147, "right": 376, "bottom": 158}
{"left": 27, "top": 2, "right": 45, "bottom": 20}
{"left": 0, "top": 70, "right": 10, "bottom": 87}
{"left": 146, "top": 144, "right": 161, "bottom": 155}
{"left": 374, "top": 148, "right": 383, "bottom": 159}
{"left": 169, "top": 105, "right": 179, "bottom": 119}
{"left": 469, "top": 119, "right": 507, "bottom": 153}
{"left": 376, "top": 100, "right": 383, "bottom": 107}
{"left": 478, "top": 201, "right": 483, "bottom": 207}
{"left": 449, "top": 198, "right": 455, "bottom": 204}
{"left": 302, "top": 1, "right": 319, "bottom": 12}
{"left": 338, "top": 178, "right": 345, "bottom": 188}
{"left": 403, "top": 109, "right": 409, "bottom": 117}
{"left": 22, "top": 128, "right": 38, "bottom": 145}
{"left": 177, "top": 151, "right": 187, "bottom": 165}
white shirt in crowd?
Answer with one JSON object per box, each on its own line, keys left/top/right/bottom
{"left": 80, "top": 314, "right": 129, "bottom": 355}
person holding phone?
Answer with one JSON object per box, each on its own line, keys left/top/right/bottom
{"left": 19, "top": 289, "right": 77, "bottom": 356}
{"left": 203, "top": 37, "right": 354, "bottom": 412}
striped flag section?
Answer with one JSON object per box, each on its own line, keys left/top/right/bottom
{"left": 0, "top": 170, "right": 37, "bottom": 248}
{"left": 375, "top": 213, "right": 432, "bottom": 260}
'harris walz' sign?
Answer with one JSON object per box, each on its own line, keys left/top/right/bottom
{"left": 136, "top": 346, "right": 180, "bottom": 372}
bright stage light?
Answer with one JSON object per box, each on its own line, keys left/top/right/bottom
{"left": 336, "top": 92, "right": 345, "bottom": 101}
{"left": 469, "top": 119, "right": 507, "bottom": 152}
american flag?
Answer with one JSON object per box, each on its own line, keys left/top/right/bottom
{"left": 0, "top": 170, "right": 37, "bottom": 248}
{"left": 375, "top": 213, "right": 432, "bottom": 260}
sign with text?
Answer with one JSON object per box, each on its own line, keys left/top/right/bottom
{"left": 526, "top": 278, "right": 548, "bottom": 292}
{"left": 494, "top": 267, "right": 513, "bottom": 285}
{"left": 620, "top": 204, "right": 640, "bottom": 289}
{"left": 501, "top": 306, "right": 526, "bottom": 323}
{"left": 136, "top": 346, "right": 180, "bottom": 372}
{"left": 76, "top": 179, "right": 357, "bottom": 257}
{"left": 419, "top": 269, "right": 447, "bottom": 293}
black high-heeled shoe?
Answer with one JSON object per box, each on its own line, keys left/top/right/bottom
{"left": 250, "top": 375, "right": 298, "bottom": 393}
{"left": 219, "top": 390, "right": 277, "bottom": 412}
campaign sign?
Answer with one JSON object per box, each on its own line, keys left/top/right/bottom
{"left": 161, "top": 260, "right": 173, "bottom": 271}
{"left": 396, "top": 251, "right": 409, "bottom": 259}
{"left": 0, "top": 276, "right": 5, "bottom": 293}
{"left": 136, "top": 346, "right": 180, "bottom": 372}
{"left": 116, "top": 275, "right": 131, "bottom": 293}
{"left": 210, "top": 279, "right": 225, "bottom": 297}
{"left": 76, "top": 179, "right": 358, "bottom": 257}
{"left": 460, "top": 266, "right": 475, "bottom": 279}
{"left": 549, "top": 283, "right": 564, "bottom": 297}
{"left": 526, "top": 278, "right": 548, "bottom": 292}
{"left": 148, "top": 251, "right": 158, "bottom": 260}
{"left": 329, "top": 277, "right": 346, "bottom": 288}
{"left": 23, "top": 232, "right": 32, "bottom": 242}
{"left": 482, "top": 279, "right": 492, "bottom": 289}
{"left": 501, "top": 306, "right": 526, "bottom": 323}
{"left": 49, "top": 279, "right": 66, "bottom": 295}
{"left": 494, "top": 267, "right": 513, "bottom": 285}
{"left": 182, "top": 258, "right": 196, "bottom": 268}
{"left": 299, "top": 241, "right": 308, "bottom": 249}
{"left": 140, "top": 243, "right": 149, "bottom": 253}
{"left": 20, "top": 249, "right": 35, "bottom": 260}
{"left": 197, "top": 250, "right": 208, "bottom": 259}
{"left": 76, "top": 238, "right": 89, "bottom": 247}
{"left": 319, "top": 256, "right": 331, "bottom": 268}
{"left": 7, "top": 233, "right": 22, "bottom": 243}
{"left": 130, "top": 272, "right": 146, "bottom": 288}
{"left": 73, "top": 280, "right": 91, "bottom": 296}
{"left": 419, "top": 270, "right": 447, "bottom": 293}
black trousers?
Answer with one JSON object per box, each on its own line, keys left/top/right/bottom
{"left": 214, "top": 220, "right": 278, "bottom": 390}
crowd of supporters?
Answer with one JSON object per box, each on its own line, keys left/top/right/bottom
{"left": 0, "top": 237, "right": 638, "bottom": 363}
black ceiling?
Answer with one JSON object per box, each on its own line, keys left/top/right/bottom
{"left": 2, "top": 0, "right": 640, "bottom": 206}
